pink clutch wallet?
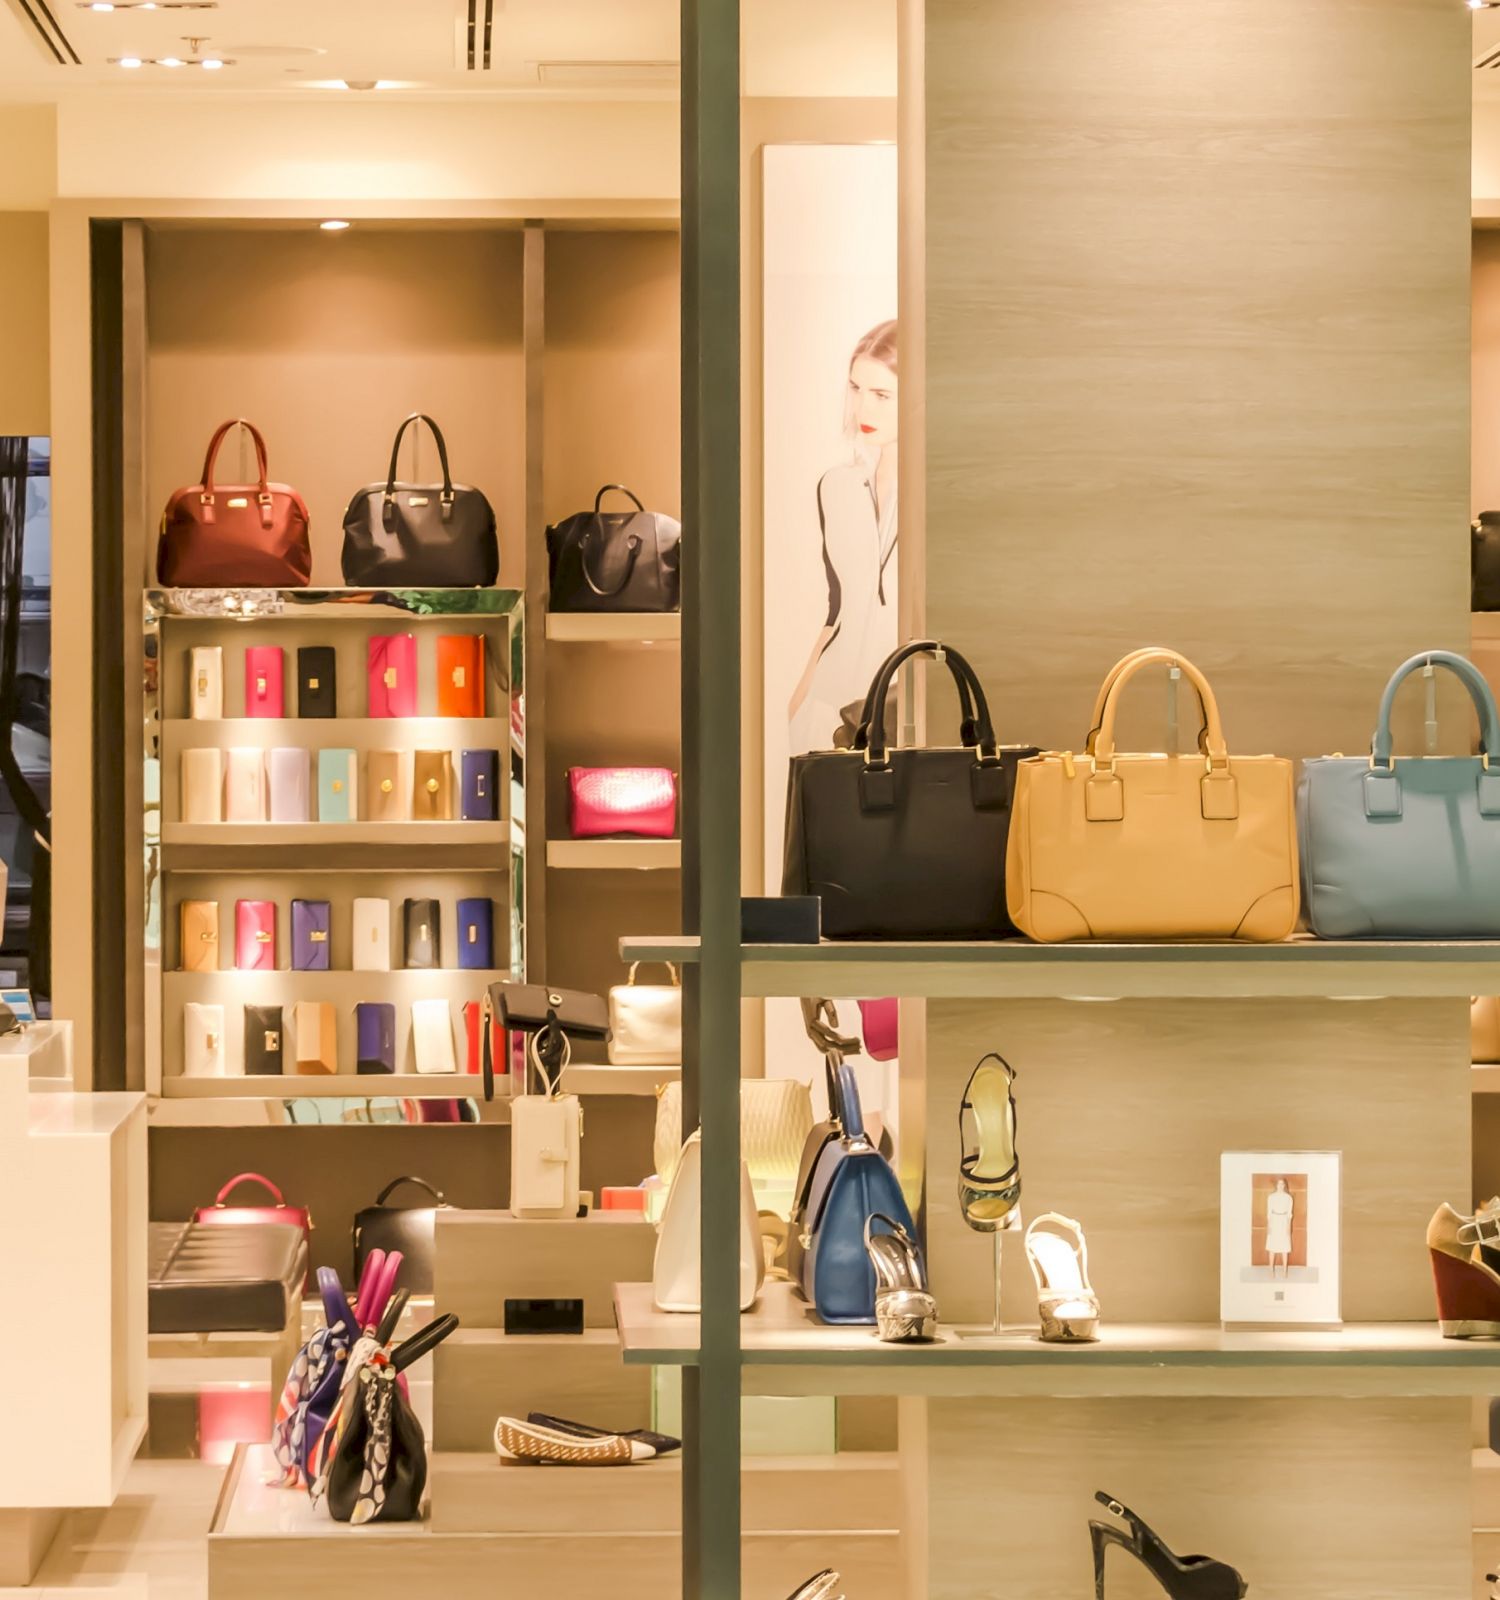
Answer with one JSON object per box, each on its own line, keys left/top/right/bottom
{"left": 368, "top": 634, "right": 417, "bottom": 718}
{"left": 566, "top": 767, "right": 677, "bottom": 839}
{"left": 234, "top": 899, "right": 277, "bottom": 971}
{"left": 244, "top": 646, "right": 285, "bottom": 718}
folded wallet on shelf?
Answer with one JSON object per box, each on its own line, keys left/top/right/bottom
{"left": 234, "top": 899, "right": 276, "bottom": 971}
{"left": 460, "top": 749, "right": 500, "bottom": 822}
{"left": 412, "top": 750, "right": 454, "bottom": 821}
{"left": 179, "top": 899, "right": 219, "bottom": 973}
{"left": 183, "top": 1003, "right": 227, "bottom": 1078}
{"left": 352, "top": 897, "right": 391, "bottom": 971}
{"left": 411, "top": 997, "right": 456, "bottom": 1074}
{"left": 437, "top": 634, "right": 485, "bottom": 718}
{"left": 368, "top": 633, "right": 417, "bottom": 718}
{"left": 291, "top": 898, "right": 331, "bottom": 971}
{"left": 224, "top": 748, "right": 267, "bottom": 823}
{"left": 244, "top": 1005, "right": 285, "bottom": 1076}
{"left": 297, "top": 646, "right": 337, "bottom": 719}
{"left": 457, "top": 897, "right": 493, "bottom": 970}
{"left": 403, "top": 897, "right": 440, "bottom": 969}
{"left": 245, "top": 645, "right": 285, "bottom": 718}
{"left": 356, "top": 1001, "right": 397, "bottom": 1075}
{"left": 318, "top": 749, "right": 358, "bottom": 822}
{"left": 180, "top": 748, "right": 223, "bottom": 824}
{"left": 189, "top": 646, "right": 223, "bottom": 720}
{"left": 294, "top": 1001, "right": 338, "bottom": 1075}
{"left": 366, "top": 750, "right": 405, "bottom": 822}
{"left": 268, "top": 747, "right": 311, "bottom": 823}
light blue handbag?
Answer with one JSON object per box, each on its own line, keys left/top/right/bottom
{"left": 1299, "top": 651, "right": 1500, "bottom": 937}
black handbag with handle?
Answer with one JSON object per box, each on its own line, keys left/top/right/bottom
{"left": 352, "top": 1176, "right": 450, "bottom": 1295}
{"left": 480, "top": 980, "right": 610, "bottom": 1102}
{"left": 545, "top": 485, "right": 681, "bottom": 613}
{"left": 1476, "top": 513, "right": 1500, "bottom": 611}
{"left": 341, "top": 413, "right": 498, "bottom": 587}
{"left": 782, "top": 641, "right": 1038, "bottom": 940}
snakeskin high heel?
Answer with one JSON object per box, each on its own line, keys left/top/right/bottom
{"left": 1089, "top": 1494, "right": 1247, "bottom": 1599}
{"left": 1025, "top": 1212, "right": 1101, "bottom": 1343}
{"left": 958, "top": 1052, "right": 1021, "bottom": 1233}
{"left": 864, "top": 1212, "right": 939, "bottom": 1342}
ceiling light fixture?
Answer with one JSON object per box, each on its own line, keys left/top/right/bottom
{"left": 109, "top": 52, "right": 235, "bottom": 67}
{"left": 320, "top": 220, "right": 351, "bottom": 232}
{"left": 81, "top": 2, "right": 217, "bottom": 10}
{"left": 117, "top": 54, "right": 141, "bottom": 66}
{"left": 200, "top": 55, "right": 222, "bottom": 68}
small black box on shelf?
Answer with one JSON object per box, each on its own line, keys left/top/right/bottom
{"left": 504, "top": 1297, "right": 584, "bottom": 1336}
{"left": 741, "top": 895, "right": 820, "bottom": 945}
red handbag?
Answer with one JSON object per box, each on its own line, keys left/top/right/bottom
{"left": 194, "top": 1172, "right": 312, "bottom": 1288}
{"left": 157, "top": 419, "right": 312, "bottom": 587}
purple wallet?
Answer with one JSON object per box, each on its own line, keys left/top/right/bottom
{"left": 356, "top": 1002, "right": 397, "bottom": 1075}
{"left": 461, "top": 749, "right": 500, "bottom": 822}
{"left": 291, "top": 899, "right": 331, "bottom": 972}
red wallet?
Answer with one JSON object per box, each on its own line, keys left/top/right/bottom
{"left": 437, "top": 634, "right": 485, "bottom": 718}
{"left": 234, "top": 899, "right": 277, "bottom": 971}
{"left": 245, "top": 646, "right": 284, "bottom": 718}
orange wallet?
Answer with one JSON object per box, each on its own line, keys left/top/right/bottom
{"left": 437, "top": 634, "right": 485, "bottom": 718}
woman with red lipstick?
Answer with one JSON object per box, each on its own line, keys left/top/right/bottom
{"left": 788, "top": 318, "right": 898, "bottom": 753}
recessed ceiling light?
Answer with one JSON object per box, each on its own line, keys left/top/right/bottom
{"left": 320, "top": 220, "right": 351, "bottom": 232}
{"left": 81, "top": 1, "right": 217, "bottom": 7}
{"left": 90, "top": 4, "right": 114, "bottom": 12}
{"left": 109, "top": 52, "right": 234, "bottom": 67}
{"left": 200, "top": 56, "right": 223, "bottom": 68}
{"left": 159, "top": 55, "right": 182, "bottom": 66}
{"left": 117, "top": 55, "right": 141, "bottom": 67}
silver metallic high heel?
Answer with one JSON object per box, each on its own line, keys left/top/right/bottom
{"left": 786, "top": 1572, "right": 844, "bottom": 1600}
{"left": 863, "top": 1212, "right": 939, "bottom": 1343}
{"left": 1025, "top": 1212, "right": 1101, "bottom": 1343}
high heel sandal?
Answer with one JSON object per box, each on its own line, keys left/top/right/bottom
{"left": 1089, "top": 1494, "right": 1247, "bottom": 1599}
{"left": 785, "top": 1572, "right": 843, "bottom": 1600}
{"left": 863, "top": 1212, "right": 939, "bottom": 1343}
{"left": 1428, "top": 1200, "right": 1500, "bottom": 1339}
{"left": 1024, "top": 1212, "right": 1100, "bottom": 1343}
{"left": 958, "top": 1052, "right": 1021, "bottom": 1234}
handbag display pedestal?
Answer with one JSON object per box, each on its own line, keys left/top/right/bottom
{"left": 0, "top": 1024, "right": 147, "bottom": 1584}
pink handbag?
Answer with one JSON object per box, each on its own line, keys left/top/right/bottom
{"left": 858, "top": 998, "right": 899, "bottom": 1062}
{"left": 235, "top": 899, "right": 277, "bottom": 970}
{"left": 194, "top": 1171, "right": 312, "bottom": 1291}
{"left": 368, "top": 634, "right": 417, "bottom": 718}
{"left": 244, "top": 646, "right": 284, "bottom": 718}
{"left": 567, "top": 767, "right": 677, "bottom": 838}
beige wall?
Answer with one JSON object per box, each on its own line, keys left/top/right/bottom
{"left": 0, "top": 213, "right": 49, "bottom": 434}
{"left": 0, "top": 106, "right": 57, "bottom": 209}
{"left": 1476, "top": 227, "right": 1500, "bottom": 514}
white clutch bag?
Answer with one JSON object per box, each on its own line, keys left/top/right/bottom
{"left": 183, "top": 1002, "right": 227, "bottom": 1077}
{"left": 189, "top": 646, "right": 223, "bottom": 719}
{"left": 608, "top": 961, "right": 682, "bottom": 1065}
{"left": 224, "top": 748, "right": 267, "bottom": 823}
{"left": 411, "top": 997, "right": 457, "bottom": 1074}
{"left": 652, "top": 1129, "right": 763, "bottom": 1314}
{"left": 510, "top": 1032, "right": 582, "bottom": 1219}
{"left": 352, "top": 897, "right": 391, "bottom": 972}
{"left": 654, "top": 1077, "right": 813, "bottom": 1192}
{"left": 180, "top": 748, "right": 223, "bottom": 824}
{"left": 267, "top": 747, "right": 310, "bottom": 823}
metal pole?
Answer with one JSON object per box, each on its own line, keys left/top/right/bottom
{"left": 681, "top": 0, "right": 742, "bottom": 1596}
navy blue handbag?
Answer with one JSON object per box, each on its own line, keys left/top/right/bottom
{"left": 801, "top": 1060, "right": 916, "bottom": 1325}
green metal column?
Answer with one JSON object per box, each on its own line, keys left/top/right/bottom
{"left": 681, "top": 0, "right": 742, "bottom": 1596}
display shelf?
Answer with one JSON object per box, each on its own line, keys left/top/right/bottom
{"left": 619, "top": 933, "right": 1500, "bottom": 998}
{"left": 612, "top": 1282, "right": 1500, "bottom": 1398}
{"left": 150, "top": 588, "right": 526, "bottom": 624}
{"left": 164, "top": 822, "right": 510, "bottom": 849}
{"left": 559, "top": 1061, "right": 680, "bottom": 1095}
{"left": 547, "top": 840, "right": 681, "bottom": 870}
{"left": 160, "top": 1072, "right": 495, "bottom": 1101}
{"left": 164, "top": 970, "right": 510, "bottom": 998}
{"left": 1475, "top": 1064, "right": 1500, "bottom": 1095}
{"left": 163, "top": 717, "right": 512, "bottom": 748}
{"left": 544, "top": 613, "right": 682, "bottom": 644}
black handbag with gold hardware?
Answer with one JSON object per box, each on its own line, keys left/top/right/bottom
{"left": 546, "top": 485, "right": 681, "bottom": 613}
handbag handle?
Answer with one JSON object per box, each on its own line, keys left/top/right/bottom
{"left": 373, "top": 1175, "right": 446, "bottom": 1208}
{"left": 383, "top": 413, "right": 455, "bottom": 526}
{"left": 200, "top": 419, "right": 269, "bottom": 494}
{"left": 857, "top": 641, "right": 998, "bottom": 766}
{"left": 626, "top": 960, "right": 680, "bottom": 987}
{"left": 212, "top": 1171, "right": 286, "bottom": 1208}
{"left": 833, "top": 1060, "right": 866, "bottom": 1141}
{"left": 374, "top": 1287, "right": 410, "bottom": 1347}
{"left": 1372, "top": 651, "right": 1500, "bottom": 768}
{"left": 1093, "top": 649, "right": 1229, "bottom": 765}
{"left": 594, "top": 484, "right": 646, "bottom": 514}
{"left": 361, "top": 1250, "right": 404, "bottom": 1329}
{"left": 1085, "top": 647, "right": 1211, "bottom": 756}
{"left": 579, "top": 527, "right": 643, "bottom": 597}
{"left": 317, "top": 1266, "right": 355, "bottom": 1337}
{"left": 852, "top": 641, "right": 983, "bottom": 754}
{"left": 390, "top": 1313, "right": 461, "bottom": 1374}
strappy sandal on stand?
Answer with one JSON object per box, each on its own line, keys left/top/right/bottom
{"left": 863, "top": 1212, "right": 939, "bottom": 1343}
{"left": 1025, "top": 1212, "right": 1101, "bottom": 1343}
{"left": 958, "top": 1051, "right": 1021, "bottom": 1234}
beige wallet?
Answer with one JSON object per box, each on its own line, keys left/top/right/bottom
{"left": 412, "top": 750, "right": 454, "bottom": 821}
{"left": 366, "top": 750, "right": 405, "bottom": 822}
{"left": 180, "top": 748, "right": 223, "bottom": 823}
{"left": 294, "top": 1001, "right": 338, "bottom": 1075}
{"left": 180, "top": 900, "right": 219, "bottom": 973}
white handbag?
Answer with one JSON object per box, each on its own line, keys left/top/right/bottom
{"left": 510, "top": 1032, "right": 582, "bottom": 1220}
{"left": 180, "top": 748, "right": 223, "bottom": 823}
{"left": 652, "top": 1129, "right": 763, "bottom": 1313}
{"left": 352, "top": 897, "right": 391, "bottom": 972}
{"left": 654, "top": 1077, "right": 814, "bottom": 1191}
{"left": 411, "top": 997, "right": 457, "bottom": 1074}
{"left": 608, "top": 961, "right": 682, "bottom": 1065}
{"left": 224, "top": 748, "right": 267, "bottom": 823}
{"left": 189, "top": 645, "right": 223, "bottom": 719}
{"left": 183, "top": 1002, "right": 227, "bottom": 1077}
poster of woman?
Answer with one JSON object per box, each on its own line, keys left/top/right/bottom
{"left": 1220, "top": 1151, "right": 1341, "bottom": 1329}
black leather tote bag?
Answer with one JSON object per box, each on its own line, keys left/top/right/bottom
{"left": 546, "top": 485, "right": 681, "bottom": 612}
{"left": 352, "top": 1176, "right": 449, "bottom": 1294}
{"left": 782, "top": 641, "right": 1038, "bottom": 940}
{"left": 341, "top": 413, "right": 498, "bottom": 586}
{"left": 1475, "top": 513, "right": 1500, "bottom": 611}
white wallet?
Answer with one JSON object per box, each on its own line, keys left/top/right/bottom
{"left": 411, "top": 997, "right": 457, "bottom": 1074}
{"left": 510, "top": 1093, "right": 582, "bottom": 1219}
{"left": 183, "top": 1002, "right": 228, "bottom": 1077}
{"left": 267, "top": 747, "right": 311, "bottom": 823}
{"left": 180, "top": 748, "right": 223, "bottom": 823}
{"left": 189, "top": 646, "right": 223, "bottom": 720}
{"left": 224, "top": 748, "right": 267, "bottom": 823}
{"left": 352, "top": 897, "right": 391, "bottom": 971}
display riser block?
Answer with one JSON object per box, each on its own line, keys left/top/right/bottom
{"left": 435, "top": 1211, "right": 657, "bottom": 1329}
{"left": 0, "top": 1507, "right": 63, "bottom": 1586}
{"left": 433, "top": 1330, "right": 650, "bottom": 1452}
{"left": 429, "top": 1450, "right": 901, "bottom": 1534}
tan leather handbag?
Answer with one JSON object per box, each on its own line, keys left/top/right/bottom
{"left": 1474, "top": 997, "right": 1500, "bottom": 1064}
{"left": 1006, "top": 649, "right": 1298, "bottom": 942}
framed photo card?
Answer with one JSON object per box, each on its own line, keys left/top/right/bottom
{"left": 1220, "top": 1150, "right": 1342, "bottom": 1330}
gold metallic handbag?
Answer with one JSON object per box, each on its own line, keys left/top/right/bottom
{"left": 1006, "top": 648, "right": 1298, "bottom": 942}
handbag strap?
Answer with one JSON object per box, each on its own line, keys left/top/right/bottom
{"left": 1093, "top": 649, "right": 1229, "bottom": 765}
{"left": 317, "top": 1266, "right": 354, "bottom": 1336}
{"left": 1085, "top": 648, "right": 1211, "bottom": 755}
{"left": 594, "top": 484, "right": 646, "bottom": 514}
{"left": 374, "top": 1175, "right": 446, "bottom": 1208}
{"left": 390, "top": 1313, "right": 461, "bottom": 1374}
{"left": 361, "top": 1250, "right": 404, "bottom": 1329}
{"left": 1372, "top": 651, "right": 1500, "bottom": 768}
{"left": 374, "top": 1287, "right": 410, "bottom": 1347}
{"left": 833, "top": 1060, "right": 866, "bottom": 1141}
{"left": 626, "top": 960, "right": 680, "bottom": 987}
{"left": 856, "top": 641, "right": 999, "bottom": 766}
{"left": 213, "top": 1171, "right": 285, "bottom": 1208}
{"left": 383, "top": 413, "right": 455, "bottom": 525}
{"left": 528, "top": 1025, "right": 571, "bottom": 1098}
{"left": 200, "top": 419, "right": 269, "bottom": 495}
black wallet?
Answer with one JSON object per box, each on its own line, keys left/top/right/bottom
{"left": 244, "top": 1004, "right": 284, "bottom": 1075}
{"left": 403, "top": 897, "right": 441, "bottom": 970}
{"left": 297, "top": 646, "right": 337, "bottom": 719}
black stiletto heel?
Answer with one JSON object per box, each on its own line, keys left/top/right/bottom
{"left": 1088, "top": 1493, "right": 1247, "bottom": 1599}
